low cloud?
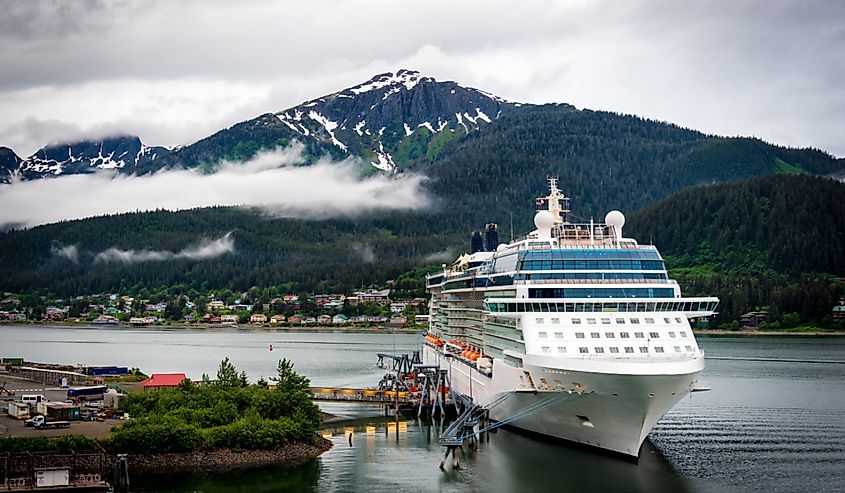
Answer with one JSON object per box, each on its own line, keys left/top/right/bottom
{"left": 0, "top": 145, "right": 431, "bottom": 229}
{"left": 423, "top": 248, "right": 456, "bottom": 264}
{"left": 353, "top": 244, "right": 376, "bottom": 263}
{"left": 51, "top": 243, "right": 79, "bottom": 263}
{"left": 94, "top": 233, "right": 234, "bottom": 264}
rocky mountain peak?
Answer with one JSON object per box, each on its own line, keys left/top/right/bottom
{"left": 17, "top": 135, "right": 170, "bottom": 180}
{"left": 275, "top": 69, "right": 521, "bottom": 171}
{"left": 0, "top": 146, "right": 22, "bottom": 183}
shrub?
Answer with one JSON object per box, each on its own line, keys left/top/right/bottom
{"left": 109, "top": 417, "right": 201, "bottom": 453}
{"left": 0, "top": 436, "right": 98, "bottom": 454}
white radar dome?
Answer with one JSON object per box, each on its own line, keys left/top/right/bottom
{"left": 534, "top": 210, "right": 555, "bottom": 239}
{"left": 534, "top": 210, "right": 556, "bottom": 230}
{"left": 605, "top": 210, "right": 625, "bottom": 240}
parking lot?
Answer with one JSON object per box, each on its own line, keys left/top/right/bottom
{"left": 1, "top": 377, "right": 122, "bottom": 439}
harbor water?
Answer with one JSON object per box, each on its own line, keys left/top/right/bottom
{"left": 1, "top": 326, "right": 843, "bottom": 492}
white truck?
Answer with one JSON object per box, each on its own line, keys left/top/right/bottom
{"left": 24, "top": 415, "right": 70, "bottom": 429}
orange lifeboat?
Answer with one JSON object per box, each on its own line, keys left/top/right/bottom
{"left": 469, "top": 352, "right": 479, "bottom": 361}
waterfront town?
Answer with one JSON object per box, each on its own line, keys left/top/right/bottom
{"left": 0, "top": 287, "right": 430, "bottom": 329}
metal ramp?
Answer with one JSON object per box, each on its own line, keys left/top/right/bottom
{"left": 437, "top": 394, "right": 487, "bottom": 469}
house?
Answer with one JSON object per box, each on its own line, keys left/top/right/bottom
{"left": 140, "top": 373, "right": 188, "bottom": 391}
{"left": 389, "top": 302, "right": 407, "bottom": 313}
{"left": 270, "top": 314, "right": 286, "bottom": 324}
{"left": 316, "top": 314, "right": 332, "bottom": 325}
{"left": 287, "top": 315, "right": 302, "bottom": 325}
{"left": 145, "top": 302, "right": 166, "bottom": 312}
{"left": 250, "top": 313, "right": 268, "bottom": 324}
{"left": 740, "top": 311, "right": 769, "bottom": 329}
{"left": 332, "top": 314, "right": 349, "bottom": 325}
{"left": 45, "top": 308, "right": 66, "bottom": 321}
{"left": 387, "top": 314, "right": 407, "bottom": 329}
{"left": 302, "top": 317, "right": 317, "bottom": 325}
{"left": 350, "top": 289, "right": 391, "bottom": 304}
{"left": 208, "top": 300, "right": 226, "bottom": 311}
{"left": 234, "top": 304, "right": 253, "bottom": 312}
{"left": 324, "top": 300, "right": 344, "bottom": 310}
{"left": 833, "top": 302, "right": 845, "bottom": 320}
{"left": 202, "top": 314, "right": 222, "bottom": 325}
{"left": 414, "top": 314, "right": 430, "bottom": 325}
{"left": 220, "top": 314, "right": 238, "bottom": 325}
{"left": 283, "top": 295, "right": 299, "bottom": 303}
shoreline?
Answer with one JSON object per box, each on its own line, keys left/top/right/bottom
{"left": 0, "top": 320, "right": 420, "bottom": 334}
{"left": 693, "top": 329, "right": 845, "bottom": 337}
{"left": 4, "top": 321, "right": 843, "bottom": 337}
{"left": 126, "top": 437, "right": 333, "bottom": 474}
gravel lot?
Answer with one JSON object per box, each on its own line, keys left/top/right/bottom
{"left": 1, "top": 376, "right": 122, "bottom": 439}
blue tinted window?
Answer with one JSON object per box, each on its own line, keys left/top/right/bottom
{"left": 528, "top": 288, "right": 676, "bottom": 299}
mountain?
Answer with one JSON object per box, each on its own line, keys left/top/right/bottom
{"left": 145, "top": 70, "right": 521, "bottom": 174}
{"left": 421, "top": 105, "right": 845, "bottom": 228}
{"left": 4, "top": 70, "right": 842, "bottom": 183}
{"left": 17, "top": 136, "right": 170, "bottom": 180}
{"left": 273, "top": 69, "right": 521, "bottom": 171}
{"left": 0, "top": 207, "right": 459, "bottom": 297}
{"left": 1, "top": 174, "right": 842, "bottom": 327}
{"left": 0, "top": 146, "right": 22, "bottom": 183}
{"left": 627, "top": 173, "right": 845, "bottom": 276}
{"left": 626, "top": 174, "right": 845, "bottom": 323}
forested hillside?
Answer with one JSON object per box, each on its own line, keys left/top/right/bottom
{"left": 2, "top": 174, "right": 842, "bottom": 327}
{"left": 420, "top": 105, "right": 844, "bottom": 232}
{"left": 627, "top": 174, "right": 845, "bottom": 324}
{"left": 0, "top": 208, "right": 460, "bottom": 296}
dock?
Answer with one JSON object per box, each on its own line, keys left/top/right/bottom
{"left": 309, "top": 387, "right": 414, "bottom": 404}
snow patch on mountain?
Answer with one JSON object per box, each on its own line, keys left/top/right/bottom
{"left": 348, "top": 69, "right": 426, "bottom": 95}
{"left": 308, "top": 111, "right": 347, "bottom": 151}
{"left": 372, "top": 141, "right": 395, "bottom": 171}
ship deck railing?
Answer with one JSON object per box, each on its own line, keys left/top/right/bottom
{"left": 513, "top": 278, "right": 678, "bottom": 285}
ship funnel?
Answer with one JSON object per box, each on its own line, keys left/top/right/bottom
{"left": 605, "top": 210, "right": 625, "bottom": 241}
{"left": 534, "top": 210, "right": 555, "bottom": 240}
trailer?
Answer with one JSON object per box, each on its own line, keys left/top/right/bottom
{"left": 7, "top": 401, "right": 30, "bottom": 419}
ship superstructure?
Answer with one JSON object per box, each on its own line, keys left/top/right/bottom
{"left": 423, "top": 178, "right": 718, "bottom": 458}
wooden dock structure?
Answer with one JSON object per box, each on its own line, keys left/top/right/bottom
{"left": 309, "top": 387, "right": 414, "bottom": 404}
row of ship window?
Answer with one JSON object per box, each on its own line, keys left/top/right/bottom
{"left": 515, "top": 272, "right": 668, "bottom": 280}
{"left": 535, "top": 316, "right": 685, "bottom": 325}
{"left": 485, "top": 300, "right": 718, "bottom": 313}
{"left": 540, "top": 345, "right": 695, "bottom": 354}
{"left": 519, "top": 260, "right": 666, "bottom": 271}
{"left": 528, "top": 288, "right": 676, "bottom": 299}
{"left": 520, "top": 249, "right": 663, "bottom": 260}
{"left": 537, "top": 330, "right": 689, "bottom": 339}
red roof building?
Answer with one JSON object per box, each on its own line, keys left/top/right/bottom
{"left": 141, "top": 373, "right": 188, "bottom": 391}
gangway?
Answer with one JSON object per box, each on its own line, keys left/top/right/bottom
{"left": 438, "top": 395, "right": 486, "bottom": 469}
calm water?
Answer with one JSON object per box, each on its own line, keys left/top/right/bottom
{"left": 1, "top": 326, "right": 844, "bottom": 492}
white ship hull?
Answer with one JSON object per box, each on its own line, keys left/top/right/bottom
{"left": 424, "top": 345, "right": 703, "bottom": 458}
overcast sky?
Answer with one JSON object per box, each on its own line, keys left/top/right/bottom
{"left": 1, "top": 0, "right": 843, "bottom": 157}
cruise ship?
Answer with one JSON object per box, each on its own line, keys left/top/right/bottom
{"left": 423, "top": 179, "right": 718, "bottom": 458}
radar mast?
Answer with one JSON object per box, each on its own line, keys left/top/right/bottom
{"left": 538, "top": 177, "right": 571, "bottom": 224}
